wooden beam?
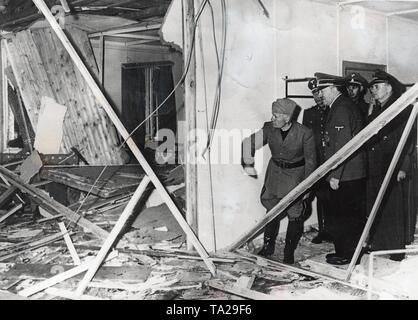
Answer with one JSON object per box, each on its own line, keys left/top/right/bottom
{"left": 58, "top": 222, "right": 81, "bottom": 265}
{"left": 88, "top": 23, "right": 161, "bottom": 37}
{"left": 18, "top": 251, "right": 118, "bottom": 297}
{"left": 126, "top": 39, "right": 158, "bottom": 46}
{"left": 183, "top": 0, "right": 198, "bottom": 251}
{"left": 0, "top": 232, "right": 67, "bottom": 262}
{"left": 32, "top": 0, "right": 216, "bottom": 276}
{"left": 228, "top": 83, "right": 418, "bottom": 251}
{"left": 0, "top": 203, "right": 23, "bottom": 224}
{"left": 0, "top": 165, "right": 109, "bottom": 240}
{"left": 105, "top": 34, "right": 160, "bottom": 40}
{"left": 75, "top": 176, "right": 151, "bottom": 296}
{"left": 59, "top": 0, "right": 70, "bottom": 12}
{"left": 98, "top": 35, "right": 104, "bottom": 86}
{"left": 345, "top": 103, "right": 418, "bottom": 281}
{"left": 0, "top": 186, "right": 18, "bottom": 209}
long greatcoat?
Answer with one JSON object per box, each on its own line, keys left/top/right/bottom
{"left": 366, "top": 94, "right": 415, "bottom": 251}
{"left": 242, "top": 121, "right": 317, "bottom": 219}
{"left": 324, "top": 94, "right": 366, "bottom": 182}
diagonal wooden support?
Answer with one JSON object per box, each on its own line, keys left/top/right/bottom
{"left": 345, "top": 103, "right": 418, "bottom": 281}
{"left": 75, "top": 176, "right": 151, "bottom": 296}
{"left": 0, "top": 203, "right": 23, "bottom": 224}
{"left": 32, "top": 0, "right": 216, "bottom": 276}
{"left": 58, "top": 222, "right": 81, "bottom": 265}
{"left": 228, "top": 83, "right": 418, "bottom": 251}
{"left": 0, "top": 165, "right": 109, "bottom": 240}
{"left": 0, "top": 186, "right": 18, "bottom": 209}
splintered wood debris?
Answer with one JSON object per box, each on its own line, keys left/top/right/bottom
{"left": 0, "top": 156, "right": 415, "bottom": 300}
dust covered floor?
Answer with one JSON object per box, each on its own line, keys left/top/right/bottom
{"left": 0, "top": 161, "right": 416, "bottom": 300}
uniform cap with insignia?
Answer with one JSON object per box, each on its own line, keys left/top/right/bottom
{"left": 272, "top": 98, "right": 298, "bottom": 116}
{"left": 345, "top": 72, "right": 368, "bottom": 88}
{"left": 314, "top": 72, "right": 345, "bottom": 90}
{"left": 308, "top": 78, "right": 318, "bottom": 93}
{"left": 369, "top": 70, "right": 406, "bottom": 96}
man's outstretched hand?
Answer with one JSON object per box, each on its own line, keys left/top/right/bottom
{"left": 243, "top": 165, "right": 258, "bottom": 179}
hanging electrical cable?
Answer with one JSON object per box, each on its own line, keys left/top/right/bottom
{"left": 198, "top": 1, "right": 217, "bottom": 251}
{"left": 202, "top": 0, "right": 227, "bottom": 157}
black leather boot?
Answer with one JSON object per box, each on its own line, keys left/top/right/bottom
{"left": 258, "top": 236, "right": 275, "bottom": 257}
{"left": 283, "top": 219, "right": 303, "bottom": 264}
{"left": 258, "top": 217, "right": 280, "bottom": 257}
{"left": 283, "top": 240, "right": 295, "bottom": 264}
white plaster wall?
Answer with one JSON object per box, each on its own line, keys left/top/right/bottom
{"left": 162, "top": 0, "right": 418, "bottom": 251}
{"left": 387, "top": 17, "right": 418, "bottom": 83}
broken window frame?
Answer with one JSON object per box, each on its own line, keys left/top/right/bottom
{"left": 1, "top": 40, "right": 21, "bottom": 154}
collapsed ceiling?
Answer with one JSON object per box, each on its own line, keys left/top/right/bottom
{"left": 0, "top": 0, "right": 172, "bottom": 32}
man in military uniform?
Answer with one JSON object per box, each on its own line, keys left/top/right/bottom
{"left": 302, "top": 78, "right": 332, "bottom": 244}
{"left": 344, "top": 72, "right": 369, "bottom": 123}
{"left": 366, "top": 70, "right": 414, "bottom": 261}
{"left": 315, "top": 72, "right": 367, "bottom": 265}
{"left": 241, "top": 98, "right": 316, "bottom": 264}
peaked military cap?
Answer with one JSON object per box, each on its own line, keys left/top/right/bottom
{"left": 314, "top": 72, "right": 345, "bottom": 90}
{"left": 308, "top": 78, "right": 319, "bottom": 93}
{"left": 345, "top": 72, "right": 368, "bottom": 88}
{"left": 369, "top": 70, "right": 406, "bottom": 96}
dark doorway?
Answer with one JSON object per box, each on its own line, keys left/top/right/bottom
{"left": 121, "top": 61, "right": 177, "bottom": 150}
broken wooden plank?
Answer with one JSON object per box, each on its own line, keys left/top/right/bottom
{"left": 32, "top": 0, "right": 216, "bottom": 276}
{"left": 37, "top": 214, "right": 64, "bottom": 223}
{"left": 0, "top": 232, "right": 67, "bottom": 262}
{"left": 18, "top": 250, "right": 118, "bottom": 297}
{"left": 58, "top": 222, "right": 80, "bottom": 265}
{"left": 208, "top": 280, "right": 277, "bottom": 300}
{"left": 0, "top": 186, "right": 18, "bottom": 209}
{"left": 75, "top": 176, "right": 151, "bottom": 296}
{"left": 39, "top": 168, "right": 142, "bottom": 198}
{"left": 0, "top": 173, "right": 24, "bottom": 205}
{"left": 0, "top": 165, "right": 109, "bottom": 240}
{"left": 0, "top": 151, "right": 42, "bottom": 210}
{"left": 0, "top": 203, "right": 23, "bottom": 224}
{"left": 19, "top": 150, "right": 43, "bottom": 183}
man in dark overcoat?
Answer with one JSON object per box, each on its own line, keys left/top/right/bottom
{"left": 366, "top": 70, "right": 415, "bottom": 261}
{"left": 241, "top": 98, "right": 316, "bottom": 264}
{"left": 315, "top": 72, "right": 367, "bottom": 265}
{"left": 303, "top": 78, "right": 332, "bottom": 244}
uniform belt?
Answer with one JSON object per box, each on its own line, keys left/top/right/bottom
{"left": 273, "top": 158, "right": 305, "bottom": 169}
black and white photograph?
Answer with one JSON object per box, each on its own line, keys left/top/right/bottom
{"left": 0, "top": 0, "right": 416, "bottom": 305}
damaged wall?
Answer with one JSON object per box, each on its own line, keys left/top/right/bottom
{"left": 90, "top": 41, "right": 184, "bottom": 125}
{"left": 162, "top": 0, "right": 418, "bottom": 250}
{"left": 4, "top": 26, "right": 127, "bottom": 164}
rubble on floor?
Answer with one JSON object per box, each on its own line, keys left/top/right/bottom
{"left": 0, "top": 157, "right": 416, "bottom": 300}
